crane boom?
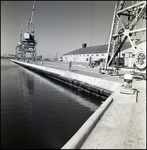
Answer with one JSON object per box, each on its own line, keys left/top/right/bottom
{"left": 27, "top": 1, "right": 36, "bottom": 36}
{"left": 16, "top": 1, "right": 37, "bottom": 61}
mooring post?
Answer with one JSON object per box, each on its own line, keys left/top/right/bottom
{"left": 69, "top": 61, "right": 72, "bottom": 71}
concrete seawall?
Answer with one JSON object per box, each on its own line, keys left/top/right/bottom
{"left": 10, "top": 59, "right": 120, "bottom": 97}
{"left": 61, "top": 96, "right": 113, "bottom": 149}
{"left": 11, "top": 59, "right": 130, "bottom": 149}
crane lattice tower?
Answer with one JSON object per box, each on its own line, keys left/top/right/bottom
{"left": 16, "top": 1, "right": 37, "bottom": 61}
{"left": 105, "top": 1, "right": 146, "bottom": 71}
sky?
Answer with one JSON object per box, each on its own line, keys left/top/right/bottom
{"left": 1, "top": 1, "right": 146, "bottom": 58}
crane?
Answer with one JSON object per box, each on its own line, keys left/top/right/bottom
{"left": 103, "top": 1, "right": 146, "bottom": 76}
{"left": 16, "top": 1, "right": 37, "bottom": 61}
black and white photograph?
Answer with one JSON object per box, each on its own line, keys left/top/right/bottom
{"left": 1, "top": 1, "right": 146, "bottom": 149}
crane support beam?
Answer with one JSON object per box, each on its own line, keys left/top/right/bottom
{"left": 117, "top": 1, "right": 146, "bottom": 14}
{"left": 105, "top": 1, "right": 146, "bottom": 70}
{"left": 105, "top": 1, "right": 126, "bottom": 69}
{"left": 107, "top": 36, "right": 128, "bottom": 66}
{"left": 129, "top": 27, "right": 146, "bottom": 34}
{"left": 129, "top": 4, "right": 146, "bottom": 30}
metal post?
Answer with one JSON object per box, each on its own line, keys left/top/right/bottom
{"left": 105, "top": 2, "right": 117, "bottom": 70}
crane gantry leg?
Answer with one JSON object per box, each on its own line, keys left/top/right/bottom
{"left": 105, "top": 1, "right": 146, "bottom": 72}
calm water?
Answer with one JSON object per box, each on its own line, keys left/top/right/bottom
{"left": 1, "top": 59, "right": 105, "bottom": 149}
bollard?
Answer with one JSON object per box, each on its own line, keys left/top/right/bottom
{"left": 69, "top": 61, "right": 72, "bottom": 71}
{"left": 135, "top": 89, "right": 139, "bottom": 102}
{"left": 123, "top": 74, "right": 133, "bottom": 89}
{"left": 120, "top": 74, "right": 135, "bottom": 95}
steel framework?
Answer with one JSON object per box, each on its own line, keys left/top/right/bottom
{"left": 105, "top": 1, "right": 146, "bottom": 70}
{"left": 16, "top": 1, "right": 37, "bottom": 61}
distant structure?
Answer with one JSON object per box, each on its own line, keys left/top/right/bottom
{"left": 1, "top": 54, "right": 16, "bottom": 59}
{"left": 15, "top": 1, "right": 37, "bottom": 61}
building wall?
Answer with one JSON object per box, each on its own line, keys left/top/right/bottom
{"left": 63, "top": 41, "right": 146, "bottom": 67}
{"left": 124, "top": 52, "right": 135, "bottom": 68}
{"left": 62, "top": 53, "right": 107, "bottom": 63}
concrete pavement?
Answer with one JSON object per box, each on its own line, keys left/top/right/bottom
{"left": 80, "top": 84, "right": 137, "bottom": 149}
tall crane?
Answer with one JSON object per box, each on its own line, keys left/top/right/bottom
{"left": 16, "top": 1, "right": 37, "bottom": 61}
{"left": 105, "top": 1, "right": 146, "bottom": 72}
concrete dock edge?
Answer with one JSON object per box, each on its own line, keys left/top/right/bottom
{"left": 61, "top": 96, "right": 113, "bottom": 149}
{"left": 10, "top": 59, "right": 120, "bottom": 92}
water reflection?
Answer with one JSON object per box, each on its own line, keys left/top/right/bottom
{"left": 1, "top": 59, "right": 106, "bottom": 148}
{"left": 18, "top": 68, "right": 35, "bottom": 129}
{"left": 19, "top": 66, "right": 102, "bottom": 111}
{"left": 20, "top": 71, "right": 34, "bottom": 95}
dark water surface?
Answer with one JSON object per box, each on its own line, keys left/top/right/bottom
{"left": 1, "top": 59, "right": 104, "bottom": 149}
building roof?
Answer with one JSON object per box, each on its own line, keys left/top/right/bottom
{"left": 63, "top": 40, "right": 145, "bottom": 55}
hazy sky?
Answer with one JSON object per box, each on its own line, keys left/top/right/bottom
{"left": 2, "top": 1, "right": 145, "bottom": 58}
{"left": 1, "top": 1, "right": 118, "bottom": 57}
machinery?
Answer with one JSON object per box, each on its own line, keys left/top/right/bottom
{"left": 101, "top": 1, "right": 146, "bottom": 77}
{"left": 16, "top": 1, "right": 37, "bottom": 61}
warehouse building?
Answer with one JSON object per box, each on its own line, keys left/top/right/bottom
{"left": 62, "top": 41, "right": 146, "bottom": 68}
{"left": 63, "top": 43, "right": 108, "bottom": 63}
